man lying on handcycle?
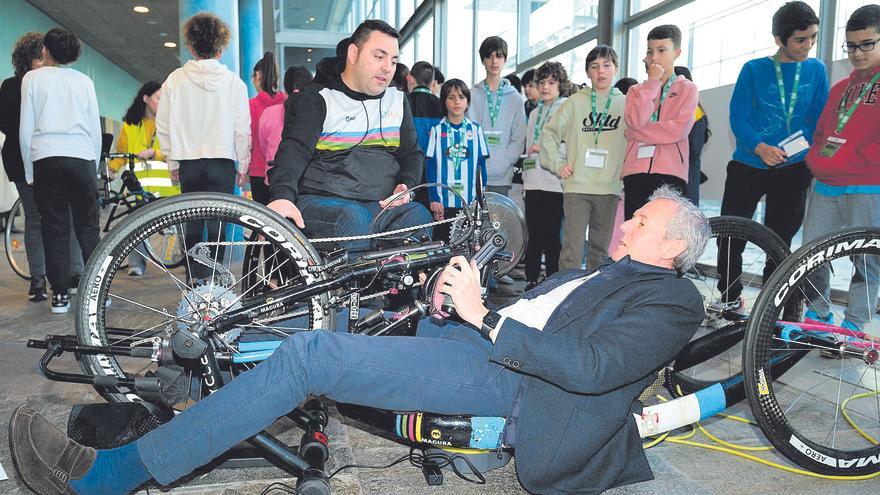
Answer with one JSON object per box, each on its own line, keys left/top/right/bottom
{"left": 9, "top": 186, "right": 710, "bottom": 495}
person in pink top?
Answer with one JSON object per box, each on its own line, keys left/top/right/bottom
{"left": 259, "top": 66, "right": 313, "bottom": 166}
{"left": 248, "top": 52, "right": 286, "bottom": 205}
{"left": 622, "top": 24, "right": 698, "bottom": 219}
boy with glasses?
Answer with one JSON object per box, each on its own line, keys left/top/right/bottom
{"left": 801, "top": 4, "right": 880, "bottom": 332}
{"left": 716, "top": 1, "right": 829, "bottom": 310}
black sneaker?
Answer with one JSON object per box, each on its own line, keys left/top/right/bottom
{"left": 69, "top": 275, "right": 81, "bottom": 295}
{"left": 28, "top": 278, "right": 47, "bottom": 302}
{"left": 51, "top": 292, "right": 70, "bottom": 314}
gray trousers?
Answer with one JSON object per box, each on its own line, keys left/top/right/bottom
{"left": 13, "top": 182, "right": 83, "bottom": 282}
{"left": 559, "top": 193, "right": 618, "bottom": 271}
{"left": 802, "top": 187, "right": 880, "bottom": 329}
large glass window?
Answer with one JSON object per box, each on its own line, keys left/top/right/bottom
{"left": 629, "top": 0, "right": 669, "bottom": 15}
{"left": 283, "top": 0, "right": 352, "bottom": 31}
{"left": 414, "top": 17, "right": 434, "bottom": 63}
{"left": 446, "top": 0, "right": 476, "bottom": 84}
{"left": 627, "top": 0, "right": 820, "bottom": 90}
{"left": 475, "top": 0, "right": 519, "bottom": 80}
{"left": 400, "top": 38, "right": 415, "bottom": 68}
{"left": 545, "top": 39, "right": 598, "bottom": 87}
{"left": 834, "top": 0, "right": 871, "bottom": 61}
{"left": 523, "top": 0, "right": 599, "bottom": 61}
{"left": 399, "top": 0, "right": 418, "bottom": 27}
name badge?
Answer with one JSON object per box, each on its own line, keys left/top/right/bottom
{"left": 522, "top": 155, "right": 538, "bottom": 171}
{"left": 779, "top": 130, "right": 809, "bottom": 157}
{"left": 451, "top": 181, "right": 465, "bottom": 196}
{"left": 585, "top": 149, "right": 608, "bottom": 168}
{"left": 819, "top": 136, "right": 847, "bottom": 158}
{"left": 637, "top": 145, "right": 656, "bottom": 159}
{"left": 485, "top": 131, "right": 502, "bottom": 146}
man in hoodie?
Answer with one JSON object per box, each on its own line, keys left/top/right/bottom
{"left": 622, "top": 24, "right": 698, "bottom": 220}
{"left": 267, "top": 20, "right": 430, "bottom": 253}
{"left": 716, "top": 1, "right": 828, "bottom": 310}
{"left": 467, "top": 36, "right": 527, "bottom": 198}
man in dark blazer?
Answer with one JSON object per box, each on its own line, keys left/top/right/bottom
{"left": 10, "top": 186, "right": 709, "bottom": 495}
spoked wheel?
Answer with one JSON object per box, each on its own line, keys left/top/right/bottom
{"left": 671, "top": 216, "right": 797, "bottom": 405}
{"left": 744, "top": 227, "right": 880, "bottom": 475}
{"left": 75, "top": 193, "right": 334, "bottom": 406}
{"left": 143, "top": 223, "right": 186, "bottom": 269}
{"left": 5, "top": 198, "right": 31, "bottom": 280}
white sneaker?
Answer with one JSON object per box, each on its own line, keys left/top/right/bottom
{"left": 51, "top": 292, "right": 70, "bottom": 314}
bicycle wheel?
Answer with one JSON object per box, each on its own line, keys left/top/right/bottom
{"left": 75, "top": 192, "right": 334, "bottom": 406}
{"left": 5, "top": 198, "right": 31, "bottom": 280}
{"left": 744, "top": 227, "right": 880, "bottom": 475}
{"left": 671, "top": 216, "right": 796, "bottom": 405}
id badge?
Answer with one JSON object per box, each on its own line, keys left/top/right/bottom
{"left": 523, "top": 154, "right": 538, "bottom": 171}
{"left": 584, "top": 149, "right": 608, "bottom": 168}
{"left": 779, "top": 131, "right": 809, "bottom": 157}
{"left": 637, "top": 145, "right": 656, "bottom": 159}
{"left": 451, "top": 181, "right": 465, "bottom": 196}
{"left": 819, "top": 136, "right": 847, "bottom": 158}
{"left": 485, "top": 131, "right": 502, "bottom": 146}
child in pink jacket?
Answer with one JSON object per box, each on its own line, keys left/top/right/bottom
{"left": 622, "top": 24, "right": 698, "bottom": 219}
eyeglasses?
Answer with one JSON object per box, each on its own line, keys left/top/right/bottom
{"left": 842, "top": 38, "right": 880, "bottom": 54}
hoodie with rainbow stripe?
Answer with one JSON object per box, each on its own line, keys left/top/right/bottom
{"left": 269, "top": 57, "right": 424, "bottom": 203}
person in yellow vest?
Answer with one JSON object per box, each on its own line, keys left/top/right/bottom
{"left": 109, "top": 81, "right": 180, "bottom": 276}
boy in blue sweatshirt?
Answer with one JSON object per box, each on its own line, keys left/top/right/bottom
{"left": 716, "top": 1, "right": 829, "bottom": 308}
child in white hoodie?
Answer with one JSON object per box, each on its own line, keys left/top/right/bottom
{"left": 156, "top": 12, "right": 251, "bottom": 282}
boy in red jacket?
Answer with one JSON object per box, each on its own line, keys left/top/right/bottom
{"left": 622, "top": 24, "right": 698, "bottom": 220}
{"left": 803, "top": 4, "right": 880, "bottom": 331}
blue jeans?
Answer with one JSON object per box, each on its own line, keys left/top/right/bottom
{"left": 136, "top": 318, "right": 522, "bottom": 485}
{"left": 297, "top": 194, "right": 432, "bottom": 252}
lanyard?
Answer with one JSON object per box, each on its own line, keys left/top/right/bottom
{"left": 483, "top": 80, "right": 506, "bottom": 127}
{"left": 835, "top": 71, "right": 880, "bottom": 134}
{"left": 773, "top": 55, "right": 801, "bottom": 133}
{"left": 444, "top": 118, "right": 469, "bottom": 172}
{"left": 532, "top": 99, "right": 555, "bottom": 144}
{"left": 650, "top": 77, "right": 674, "bottom": 122}
{"left": 413, "top": 86, "right": 433, "bottom": 94}
{"left": 590, "top": 89, "right": 614, "bottom": 145}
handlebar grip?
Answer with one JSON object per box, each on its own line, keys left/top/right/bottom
{"left": 472, "top": 232, "right": 506, "bottom": 269}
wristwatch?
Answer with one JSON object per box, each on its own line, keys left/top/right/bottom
{"left": 480, "top": 311, "right": 503, "bottom": 340}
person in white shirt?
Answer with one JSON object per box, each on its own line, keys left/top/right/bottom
{"left": 19, "top": 27, "right": 101, "bottom": 314}
{"left": 156, "top": 12, "right": 251, "bottom": 283}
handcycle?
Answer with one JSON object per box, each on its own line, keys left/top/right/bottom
{"left": 25, "top": 186, "right": 880, "bottom": 491}
{"left": 3, "top": 150, "right": 185, "bottom": 280}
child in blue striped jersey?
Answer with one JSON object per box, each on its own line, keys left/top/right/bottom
{"left": 426, "top": 79, "right": 490, "bottom": 241}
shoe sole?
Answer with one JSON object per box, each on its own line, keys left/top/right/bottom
{"left": 51, "top": 305, "right": 69, "bottom": 314}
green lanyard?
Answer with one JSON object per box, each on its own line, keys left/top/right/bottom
{"left": 835, "top": 71, "right": 880, "bottom": 135}
{"left": 650, "top": 77, "right": 674, "bottom": 122}
{"left": 483, "top": 80, "right": 506, "bottom": 127}
{"left": 773, "top": 55, "right": 801, "bottom": 133}
{"left": 413, "top": 86, "right": 433, "bottom": 95}
{"left": 590, "top": 89, "right": 614, "bottom": 145}
{"left": 444, "top": 118, "right": 469, "bottom": 173}
{"left": 531, "top": 100, "right": 554, "bottom": 144}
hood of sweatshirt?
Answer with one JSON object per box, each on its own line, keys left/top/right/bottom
{"left": 313, "top": 56, "right": 384, "bottom": 101}
{"left": 182, "top": 59, "right": 230, "bottom": 91}
{"left": 254, "top": 90, "right": 286, "bottom": 106}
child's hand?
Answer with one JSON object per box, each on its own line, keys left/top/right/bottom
{"left": 560, "top": 164, "right": 573, "bottom": 179}
{"left": 429, "top": 201, "right": 444, "bottom": 220}
{"left": 528, "top": 144, "right": 540, "bottom": 155}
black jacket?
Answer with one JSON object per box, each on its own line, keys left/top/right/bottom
{"left": 0, "top": 77, "right": 25, "bottom": 183}
{"left": 269, "top": 57, "right": 424, "bottom": 203}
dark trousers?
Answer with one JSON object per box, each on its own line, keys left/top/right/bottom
{"left": 249, "top": 176, "right": 270, "bottom": 206}
{"left": 179, "top": 159, "right": 236, "bottom": 281}
{"left": 524, "top": 190, "right": 563, "bottom": 283}
{"left": 623, "top": 173, "right": 687, "bottom": 220}
{"left": 32, "top": 157, "right": 100, "bottom": 293}
{"left": 716, "top": 160, "right": 813, "bottom": 301}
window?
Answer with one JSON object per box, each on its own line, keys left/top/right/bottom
{"left": 400, "top": 38, "right": 415, "bottom": 69}
{"left": 627, "top": 0, "right": 820, "bottom": 90}
{"left": 834, "top": 0, "right": 872, "bottom": 61}
{"left": 399, "top": 0, "right": 417, "bottom": 27}
{"left": 475, "top": 0, "right": 519, "bottom": 79}
{"left": 446, "top": 0, "right": 476, "bottom": 84}
{"left": 414, "top": 17, "right": 434, "bottom": 63}
{"left": 629, "top": 0, "right": 670, "bottom": 15}
{"left": 523, "top": 0, "right": 599, "bottom": 61}
{"left": 545, "top": 39, "right": 598, "bottom": 87}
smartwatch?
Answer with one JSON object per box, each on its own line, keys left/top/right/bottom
{"left": 480, "top": 311, "right": 503, "bottom": 340}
